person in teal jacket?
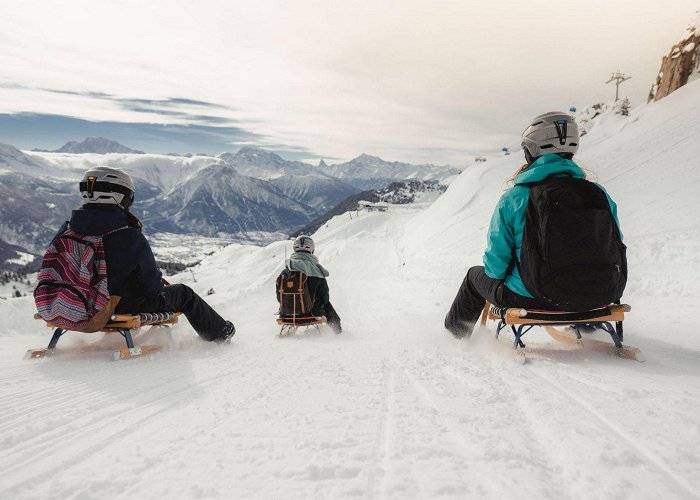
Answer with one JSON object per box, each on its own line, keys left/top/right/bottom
{"left": 444, "top": 112, "right": 623, "bottom": 338}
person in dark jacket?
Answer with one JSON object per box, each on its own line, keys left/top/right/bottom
{"left": 53, "top": 166, "right": 235, "bottom": 342}
{"left": 444, "top": 112, "right": 623, "bottom": 338}
{"left": 285, "top": 236, "right": 342, "bottom": 333}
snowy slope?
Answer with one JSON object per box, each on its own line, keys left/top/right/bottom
{"left": 1, "top": 83, "right": 700, "bottom": 499}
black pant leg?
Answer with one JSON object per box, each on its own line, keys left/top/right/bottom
{"left": 324, "top": 302, "right": 342, "bottom": 332}
{"left": 128, "top": 284, "right": 227, "bottom": 341}
{"left": 164, "top": 284, "right": 228, "bottom": 341}
{"left": 444, "top": 266, "right": 503, "bottom": 336}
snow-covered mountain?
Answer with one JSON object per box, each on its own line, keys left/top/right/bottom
{"left": 218, "top": 147, "right": 358, "bottom": 211}
{"left": 0, "top": 143, "right": 49, "bottom": 170}
{"left": 292, "top": 180, "right": 446, "bottom": 237}
{"left": 49, "top": 137, "right": 145, "bottom": 154}
{"left": 0, "top": 144, "right": 457, "bottom": 270}
{"left": 322, "top": 153, "right": 461, "bottom": 190}
{"left": 0, "top": 145, "right": 75, "bottom": 265}
{"left": 144, "top": 163, "right": 312, "bottom": 236}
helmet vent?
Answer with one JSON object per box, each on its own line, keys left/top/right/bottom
{"left": 540, "top": 144, "right": 554, "bottom": 150}
{"left": 531, "top": 121, "right": 544, "bottom": 126}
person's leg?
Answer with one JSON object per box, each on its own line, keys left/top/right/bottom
{"left": 444, "top": 266, "right": 502, "bottom": 338}
{"left": 164, "top": 284, "right": 232, "bottom": 341}
{"left": 324, "top": 302, "right": 342, "bottom": 333}
{"left": 134, "top": 284, "right": 233, "bottom": 342}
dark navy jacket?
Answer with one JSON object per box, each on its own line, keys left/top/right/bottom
{"left": 54, "top": 204, "right": 163, "bottom": 312}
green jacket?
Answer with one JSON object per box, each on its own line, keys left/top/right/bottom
{"left": 287, "top": 251, "right": 329, "bottom": 278}
{"left": 483, "top": 154, "right": 622, "bottom": 298}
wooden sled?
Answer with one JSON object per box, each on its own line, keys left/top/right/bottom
{"left": 276, "top": 316, "right": 326, "bottom": 336}
{"left": 480, "top": 302, "right": 644, "bottom": 363}
{"left": 27, "top": 312, "right": 182, "bottom": 361}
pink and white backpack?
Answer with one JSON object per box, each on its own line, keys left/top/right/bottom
{"left": 34, "top": 227, "right": 126, "bottom": 329}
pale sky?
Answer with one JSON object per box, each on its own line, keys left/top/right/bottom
{"left": 0, "top": 0, "right": 697, "bottom": 165}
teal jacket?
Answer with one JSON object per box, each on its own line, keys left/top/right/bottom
{"left": 483, "top": 154, "right": 622, "bottom": 298}
{"left": 287, "top": 251, "right": 329, "bottom": 278}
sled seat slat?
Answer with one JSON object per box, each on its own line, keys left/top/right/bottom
{"left": 276, "top": 316, "right": 326, "bottom": 326}
{"left": 483, "top": 304, "right": 630, "bottom": 326}
{"left": 34, "top": 312, "right": 182, "bottom": 331}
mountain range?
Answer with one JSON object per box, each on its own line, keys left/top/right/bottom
{"left": 291, "top": 180, "right": 446, "bottom": 238}
{"left": 319, "top": 153, "right": 458, "bottom": 190}
{"left": 0, "top": 142, "right": 458, "bottom": 270}
{"left": 34, "top": 137, "right": 145, "bottom": 154}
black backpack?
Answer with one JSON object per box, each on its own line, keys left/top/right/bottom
{"left": 518, "top": 176, "right": 627, "bottom": 311}
{"left": 276, "top": 268, "right": 313, "bottom": 318}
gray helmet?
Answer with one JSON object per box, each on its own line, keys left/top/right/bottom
{"left": 521, "top": 112, "right": 579, "bottom": 162}
{"left": 80, "top": 166, "right": 135, "bottom": 209}
{"left": 293, "top": 235, "right": 315, "bottom": 254}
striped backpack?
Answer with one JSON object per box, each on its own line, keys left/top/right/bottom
{"left": 34, "top": 227, "right": 126, "bottom": 329}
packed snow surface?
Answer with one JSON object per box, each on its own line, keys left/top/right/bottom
{"left": 2, "top": 82, "right": 700, "bottom": 499}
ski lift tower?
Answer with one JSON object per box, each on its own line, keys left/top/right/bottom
{"left": 605, "top": 71, "right": 631, "bottom": 101}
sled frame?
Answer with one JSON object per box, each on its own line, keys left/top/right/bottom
{"left": 276, "top": 316, "right": 326, "bottom": 336}
{"left": 480, "top": 302, "right": 642, "bottom": 361}
{"left": 27, "top": 312, "right": 182, "bottom": 361}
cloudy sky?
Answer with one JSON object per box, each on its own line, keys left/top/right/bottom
{"left": 0, "top": 0, "right": 697, "bottom": 165}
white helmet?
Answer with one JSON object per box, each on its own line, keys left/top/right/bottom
{"left": 521, "top": 112, "right": 579, "bottom": 163}
{"left": 80, "top": 166, "right": 135, "bottom": 209}
{"left": 293, "top": 235, "right": 315, "bottom": 254}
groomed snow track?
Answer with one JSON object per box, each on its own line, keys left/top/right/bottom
{"left": 1, "top": 208, "right": 699, "bottom": 499}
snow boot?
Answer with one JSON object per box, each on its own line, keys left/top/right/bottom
{"left": 324, "top": 303, "right": 342, "bottom": 334}
{"left": 215, "top": 321, "right": 236, "bottom": 344}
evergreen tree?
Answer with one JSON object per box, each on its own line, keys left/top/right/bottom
{"left": 615, "top": 97, "right": 631, "bottom": 116}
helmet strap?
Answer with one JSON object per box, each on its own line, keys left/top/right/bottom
{"left": 86, "top": 176, "right": 97, "bottom": 199}
{"left": 554, "top": 120, "right": 568, "bottom": 145}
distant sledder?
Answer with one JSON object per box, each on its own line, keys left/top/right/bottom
{"left": 276, "top": 236, "right": 342, "bottom": 335}
{"left": 445, "top": 112, "right": 642, "bottom": 361}
{"left": 29, "top": 166, "right": 235, "bottom": 360}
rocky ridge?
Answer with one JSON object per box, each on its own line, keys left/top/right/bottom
{"left": 648, "top": 16, "right": 700, "bottom": 102}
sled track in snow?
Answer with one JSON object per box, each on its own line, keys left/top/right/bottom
{"left": 365, "top": 362, "right": 396, "bottom": 500}
{"left": 0, "top": 343, "right": 278, "bottom": 496}
{"left": 527, "top": 366, "right": 699, "bottom": 499}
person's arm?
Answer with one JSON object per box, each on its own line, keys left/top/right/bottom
{"left": 134, "top": 233, "right": 164, "bottom": 297}
{"left": 306, "top": 277, "right": 329, "bottom": 316}
{"left": 52, "top": 221, "right": 69, "bottom": 240}
{"left": 316, "top": 278, "right": 330, "bottom": 306}
{"left": 594, "top": 182, "right": 623, "bottom": 241}
{"left": 483, "top": 193, "right": 516, "bottom": 279}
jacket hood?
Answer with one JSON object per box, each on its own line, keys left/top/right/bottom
{"left": 514, "top": 153, "right": 585, "bottom": 185}
{"left": 69, "top": 204, "right": 131, "bottom": 236}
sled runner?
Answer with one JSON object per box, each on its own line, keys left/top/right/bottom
{"left": 26, "top": 311, "right": 182, "bottom": 361}
{"left": 479, "top": 302, "right": 644, "bottom": 363}
{"left": 276, "top": 315, "right": 326, "bottom": 336}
